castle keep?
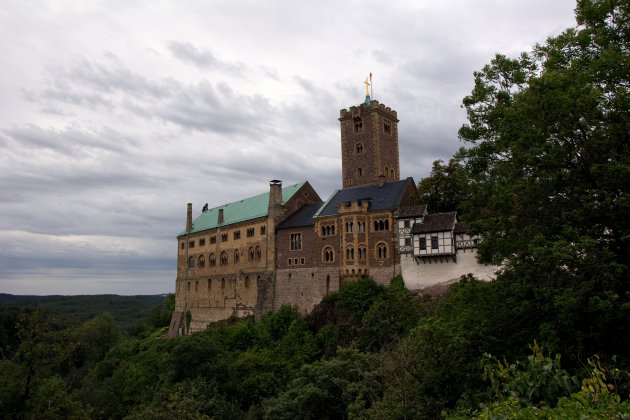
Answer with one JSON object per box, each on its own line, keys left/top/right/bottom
{"left": 169, "top": 93, "right": 496, "bottom": 336}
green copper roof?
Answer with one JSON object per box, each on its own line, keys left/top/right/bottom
{"left": 179, "top": 181, "right": 306, "bottom": 236}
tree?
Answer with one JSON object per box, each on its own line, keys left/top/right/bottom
{"left": 457, "top": 0, "right": 630, "bottom": 360}
{"left": 417, "top": 158, "right": 468, "bottom": 213}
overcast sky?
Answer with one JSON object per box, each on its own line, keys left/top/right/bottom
{"left": 0, "top": 0, "right": 577, "bottom": 295}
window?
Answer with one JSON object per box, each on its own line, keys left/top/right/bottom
{"left": 220, "top": 251, "right": 228, "bottom": 266}
{"left": 290, "top": 233, "right": 302, "bottom": 251}
{"left": 356, "top": 143, "right": 363, "bottom": 154}
{"left": 353, "top": 116, "right": 363, "bottom": 133}
{"left": 357, "top": 221, "right": 365, "bottom": 232}
{"left": 260, "top": 225, "right": 266, "bottom": 235}
{"left": 248, "top": 247, "right": 254, "bottom": 261}
{"left": 357, "top": 167, "right": 363, "bottom": 177}
{"left": 199, "top": 238, "right": 206, "bottom": 246}
{"left": 373, "top": 219, "right": 390, "bottom": 231}
{"left": 323, "top": 247, "right": 335, "bottom": 263}
{"left": 405, "top": 237, "right": 412, "bottom": 247}
{"left": 210, "top": 236, "right": 216, "bottom": 244}
{"left": 419, "top": 238, "right": 427, "bottom": 250}
{"left": 195, "top": 281, "right": 198, "bottom": 292}
{"left": 221, "top": 278, "right": 225, "bottom": 289}
{"left": 384, "top": 121, "right": 391, "bottom": 134}
{"left": 346, "top": 247, "right": 354, "bottom": 261}
{"left": 321, "top": 224, "right": 336, "bottom": 236}
{"left": 221, "top": 233, "right": 228, "bottom": 242}
{"left": 255, "top": 246, "right": 262, "bottom": 261}
{"left": 245, "top": 276, "right": 250, "bottom": 288}
{"left": 358, "top": 247, "right": 367, "bottom": 260}
{"left": 431, "top": 236, "right": 439, "bottom": 249}
{"left": 391, "top": 168, "right": 395, "bottom": 178}
{"left": 189, "top": 240, "right": 195, "bottom": 248}
{"left": 346, "top": 221, "right": 353, "bottom": 233}
{"left": 234, "top": 249, "right": 240, "bottom": 263}
{"left": 198, "top": 255, "right": 205, "bottom": 268}
{"left": 247, "top": 228, "right": 255, "bottom": 237}
{"left": 300, "top": 257, "right": 305, "bottom": 265}
{"left": 188, "top": 257, "right": 195, "bottom": 269}
{"left": 288, "top": 258, "right": 293, "bottom": 266}
{"left": 233, "top": 230, "right": 241, "bottom": 240}
{"left": 208, "top": 279, "right": 211, "bottom": 290}
{"left": 403, "top": 220, "right": 410, "bottom": 228}
{"left": 294, "top": 258, "right": 299, "bottom": 266}
{"left": 180, "top": 242, "right": 185, "bottom": 250}
{"left": 209, "top": 253, "right": 216, "bottom": 266}
{"left": 377, "top": 243, "right": 388, "bottom": 259}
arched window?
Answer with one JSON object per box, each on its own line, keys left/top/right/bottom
{"left": 322, "top": 246, "right": 335, "bottom": 263}
{"left": 188, "top": 257, "right": 195, "bottom": 269}
{"left": 234, "top": 249, "right": 240, "bottom": 264}
{"left": 198, "top": 255, "right": 205, "bottom": 268}
{"left": 346, "top": 246, "right": 354, "bottom": 261}
{"left": 255, "top": 246, "right": 262, "bottom": 261}
{"left": 220, "top": 251, "right": 228, "bottom": 266}
{"left": 209, "top": 253, "right": 216, "bottom": 266}
{"left": 376, "top": 242, "right": 388, "bottom": 259}
{"left": 356, "top": 143, "right": 363, "bottom": 154}
{"left": 391, "top": 168, "right": 395, "bottom": 178}
{"left": 248, "top": 247, "right": 254, "bottom": 261}
{"left": 357, "top": 167, "right": 363, "bottom": 177}
{"left": 385, "top": 166, "right": 389, "bottom": 177}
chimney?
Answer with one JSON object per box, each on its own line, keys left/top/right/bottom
{"left": 218, "top": 208, "right": 224, "bottom": 224}
{"left": 269, "top": 180, "right": 282, "bottom": 209}
{"left": 186, "top": 203, "right": 192, "bottom": 232}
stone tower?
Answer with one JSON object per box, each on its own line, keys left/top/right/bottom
{"left": 339, "top": 98, "right": 400, "bottom": 188}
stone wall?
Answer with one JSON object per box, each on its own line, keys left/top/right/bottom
{"left": 400, "top": 250, "right": 498, "bottom": 290}
{"left": 274, "top": 267, "right": 340, "bottom": 313}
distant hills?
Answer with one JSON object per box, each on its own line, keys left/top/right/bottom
{"left": 0, "top": 293, "right": 168, "bottom": 330}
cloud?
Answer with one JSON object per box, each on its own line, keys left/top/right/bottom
{"left": 166, "top": 41, "right": 245, "bottom": 75}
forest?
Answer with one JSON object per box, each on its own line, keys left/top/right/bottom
{"left": 1, "top": 0, "right": 629, "bottom": 418}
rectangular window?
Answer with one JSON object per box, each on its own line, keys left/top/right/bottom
{"left": 403, "top": 220, "right": 410, "bottom": 228}
{"left": 221, "top": 233, "right": 228, "bottom": 242}
{"left": 180, "top": 242, "right": 185, "bottom": 249}
{"left": 300, "top": 257, "right": 305, "bottom": 265}
{"left": 431, "top": 236, "right": 439, "bottom": 249}
{"left": 419, "top": 237, "right": 426, "bottom": 250}
{"left": 260, "top": 226, "right": 266, "bottom": 235}
{"left": 189, "top": 240, "right": 195, "bottom": 248}
{"left": 404, "top": 237, "right": 411, "bottom": 247}
{"left": 247, "top": 228, "right": 255, "bottom": 237}
{"left": 233, "top": 231, "right": 241, "bottom": 240}
{"left": 288, "top": 258, "right": 293, "bottom": 266}
{"left": 199, "top": 238, "right": 206, "bottom": 246}
{"left": 294, "top": 258, "right": 299, "bottom": 266}
{"left": 290, "top": 233, "right": 302, "bottom": 251}
{"left": 210, "top": 236, "right": 216, "bottom": 244}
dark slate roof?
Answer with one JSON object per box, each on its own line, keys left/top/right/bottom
{"left": 316, "top": 178, "right": 414, "bottom": 217}
{"left": 411, "top": 211, "right": 457, "bottom": 234}
{"left": 396, "top": 204, "right": 428, "bottom": 218}
{"left": 454, "top": 222, "right": 468, "bottom": 235}
{"left": 276, "top": 202, "right": 324, "bottom": 229}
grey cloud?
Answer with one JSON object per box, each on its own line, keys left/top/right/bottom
{"left": 167, "top": 41, "right": 245, "bottom": 74}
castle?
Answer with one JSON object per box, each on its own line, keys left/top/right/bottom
{"left": 168, "top": 92, "right": 496, "bottom": 336}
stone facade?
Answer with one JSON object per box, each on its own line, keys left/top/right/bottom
{"left": 169, "top": 94, "right": 496, "bottom": 336}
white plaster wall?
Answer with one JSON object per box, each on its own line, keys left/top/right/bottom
{"left": 400, "top": 250, "right": 498, "bottom": 290}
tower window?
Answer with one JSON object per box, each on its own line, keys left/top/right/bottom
{"left": 384, "top": 121, "right": 391, "bottom": 134}
{"left": 323, "top": 246, "right": 335, "bottom": 263}
{"left": 355, "top": 143, "right": 363, "bottom": 154}
{"left": 353, "top": 116, "right": 363, "bottom": 133}
{"left": 357, "top": 167, "right": 363, "bottom": 177}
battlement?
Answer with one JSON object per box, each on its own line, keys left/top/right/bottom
{"left": 339, "top": 100, "right": 398, "bottom": 120}
{"left": 338, "top": 199, "right": 371, "bottom": 214}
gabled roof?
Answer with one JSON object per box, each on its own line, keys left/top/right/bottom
{"left": 316, "top": 178, "right": 415, "bottom": 218}
{"left": 454, "top": 222, "right": 468, "bottom": 235}
{"left": 411, "top": 211, "right": 457, "bottom": 234}
{"left": 277, "top": 202, "right": 323, "bottom": 230}
{"left": 179, "top": 181, "right": 306, "bottom": 236}
{"left": 396, "top": 204, "right": 428, "bottom": 218}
